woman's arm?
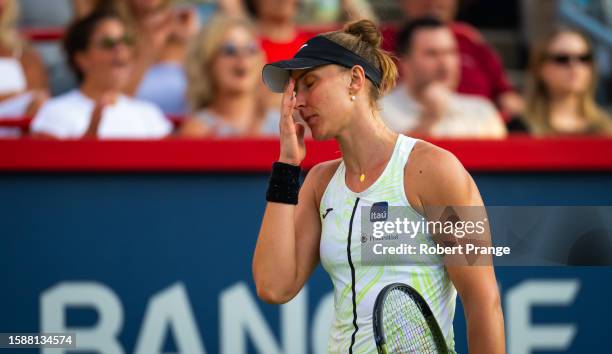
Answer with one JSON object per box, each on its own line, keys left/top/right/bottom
{"left": 411, "top": 143, "right": 505, "bottom": 354}
{"left": 447, "top": 265, "right": 505, "bottom": 354}
{"left": 253, "top": 79, "right": 323, "bottom": 304}
{"left": 253, "top": 162, "right": 327, "bottom": 304}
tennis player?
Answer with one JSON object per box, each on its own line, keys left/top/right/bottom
{"left": 253, "top": 19, "right": 505, "bottom": 354}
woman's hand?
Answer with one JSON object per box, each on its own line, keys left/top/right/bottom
{"left": 278, "top": 79, "right": 306, "bottom": 166}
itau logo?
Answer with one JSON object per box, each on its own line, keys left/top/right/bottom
{"left": 370, "top": 202, "right": 388, "bottom": 222}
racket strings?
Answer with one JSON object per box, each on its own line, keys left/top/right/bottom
{"left": 383, "top": 289, "right": 441, "bottom": 353}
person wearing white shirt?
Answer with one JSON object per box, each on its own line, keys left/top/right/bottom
{"left": 381, "top": 17, "right": 507, "bottom": 139}
{"left": 31, "top": 11, "right": 172, "bottom": 139}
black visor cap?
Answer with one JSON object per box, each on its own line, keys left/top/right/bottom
{"left": 262, "top": 36, "right": 382, "bottom": 93}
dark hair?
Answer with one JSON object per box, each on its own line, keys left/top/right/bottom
{"left": 63, "top": 11, "right": 122, "bottom": 83}
{"left": 396, "top": 17, "right": 446, "bottom": 55}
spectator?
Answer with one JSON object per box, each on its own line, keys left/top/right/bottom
{"left": 220, "top": 0, "right": 375, "bottom": 110}
{"left": 0, "top": 0, "right": 48, "bottom": 136}
{"left": 383, "top": 0, "right": 524, "bottom": 119}
{"left": 82, "top": 0, "right": 199, "bottom": 116}
{"left": 222, "top": 0, "right": 375, "bottom": 64}
{"left": 31, "top": 11, "right": 172, "bottom": 139}
{"left": 381, "top": 17, "right": 507, "bottom": 139}
{"left": 523, "top": 28, "right": 612, "bottom": 135}
{"left": 179, "top": 15, "right": 279, "bottom": 138}
{"left": 242, "top": 0, "right": 317, "bottom": 64}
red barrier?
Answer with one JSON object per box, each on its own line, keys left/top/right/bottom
{"left": 1, "top": 136, "right": 612, "bottom": 172}
{"left": 21, "top": 28, "right": 65, "bottom": 41}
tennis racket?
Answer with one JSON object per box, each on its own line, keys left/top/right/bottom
{"left": 373, "top": 283, "right": 449, "bottom": 354}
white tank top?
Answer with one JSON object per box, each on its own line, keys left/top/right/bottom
{"left": 319, "top": 134, "right": 457, "bottom": 353}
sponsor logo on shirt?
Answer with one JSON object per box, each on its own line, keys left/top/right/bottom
{"left": 370, "top": 202, "right": 388, "bottom": 222}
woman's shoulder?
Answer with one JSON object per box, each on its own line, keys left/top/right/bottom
{"left": 405, "top": 140, "right": 469, "bottom": 195}
{"left": 409, "top": 140, "right": 460, "bottom": 167}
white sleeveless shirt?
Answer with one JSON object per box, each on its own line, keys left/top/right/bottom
{"left": 319, "top": 134, "right": 457, "bottom": 353}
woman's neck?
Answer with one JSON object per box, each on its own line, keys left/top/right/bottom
{"left": 79, "top": 81, "right": 120, "bottom": 103}
{"left": 156, "top": 40, "right": 186, "bottom": 62}
{"left": 549, "top": 93, "right": 580, "bottom": 117}
{"left": 337, "top": 110, "right": 398, "bottom": 175}
{"left": 258, "top": 19, "right": 296, "bottom": 42}
{"left": 548, "top": 93, "right": 588, "bottom": 133}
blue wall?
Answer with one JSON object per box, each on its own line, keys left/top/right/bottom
{"left": 0, "top": 172, "right": 611, "bottom": 353}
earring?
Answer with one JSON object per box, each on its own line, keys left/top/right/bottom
{"left": 350, "top": 95, "right": 356, "bottom": 101}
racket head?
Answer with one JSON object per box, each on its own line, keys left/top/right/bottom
{"left": 373, "top": 282, "right": 449, "bottom": 354}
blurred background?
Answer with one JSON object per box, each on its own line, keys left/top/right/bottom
{"left": 0, "top": 0, "right": 611, "bottom": 137}
{"left": 1, "top": 0, "right": 612, "bottom": 353}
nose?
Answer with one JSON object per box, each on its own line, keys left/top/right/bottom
{"left": 295, "top": 89, "right": 306, "bottom": 108}
{"left": 115, "top": 43, "right": 131, "bottom": 58}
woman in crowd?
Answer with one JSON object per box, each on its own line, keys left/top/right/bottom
{"left": 31, "top": 11, "right": 172, "bottom": 139}
{"left": 79, "top": 0, "right": 199, "bottom": 116}
{"left": 524, "top": 28, "right": 612, "bottom": 135}
{"left": 179, "top": 15, "right": 279, "bottom": 138}
{"left": 0, "top": 0, "right": 48, "bottom": 136}
{"left": 227, "top": 0, "right": 375, "bottom": 64}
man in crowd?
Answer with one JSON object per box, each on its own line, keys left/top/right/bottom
{"left": 381, "top": 17, "right": 507, "bottom": 139}
{"left": 383, "top": 0, "right": 524, "bottom": 120}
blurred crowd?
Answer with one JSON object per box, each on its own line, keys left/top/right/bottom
{"left": 0, "top": 0, "right": 611, "bottom": 139}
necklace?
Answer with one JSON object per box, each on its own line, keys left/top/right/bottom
{"left": 359, "top": 173, "right": 365, "bottom": 182}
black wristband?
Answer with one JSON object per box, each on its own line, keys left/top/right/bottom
{"left": 266, "top": 162, "right": 301, "bottom": 204}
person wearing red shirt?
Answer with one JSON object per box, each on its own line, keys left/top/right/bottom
{"left": 383, "top": 0, "right": 524, "bottom": 120}
{"left": 221, "top": 0, "right": 375, "bottom": 63}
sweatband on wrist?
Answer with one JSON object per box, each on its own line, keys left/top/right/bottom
{"left": 266, "top": 162, "right": 301, "bottom": 205}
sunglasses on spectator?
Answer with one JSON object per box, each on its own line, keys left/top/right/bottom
{"left": 218, "top": 42, "right": 259, "bottom": 57}
{"left": 94, "top": 35, "right": 134, "bottom": 50}
{"left": 546, "top": 53, "right": 593, "bottom": 65}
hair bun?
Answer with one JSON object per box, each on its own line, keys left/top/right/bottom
{"left": 343, "top": 19, "right": 382, "bottom": 48}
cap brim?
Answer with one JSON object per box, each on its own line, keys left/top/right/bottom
{"left": 262, "top": 58, "right": 332, "bottom": 93}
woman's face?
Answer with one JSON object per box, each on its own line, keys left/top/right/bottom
{"left": 76, "top": 19, "right": 133, "bottom": 90}
{"left": 212, "top": 26, "right": 262, "bottom": 95}
{"left": 292, "top": 65, "right": 355, "bottom": 140}
{"left": 540, "top": 32, "right": 593, "bottom": 96}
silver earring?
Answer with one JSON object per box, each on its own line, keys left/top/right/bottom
{"left": 350, "top": 95, "right": 356, "bottom": 101}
